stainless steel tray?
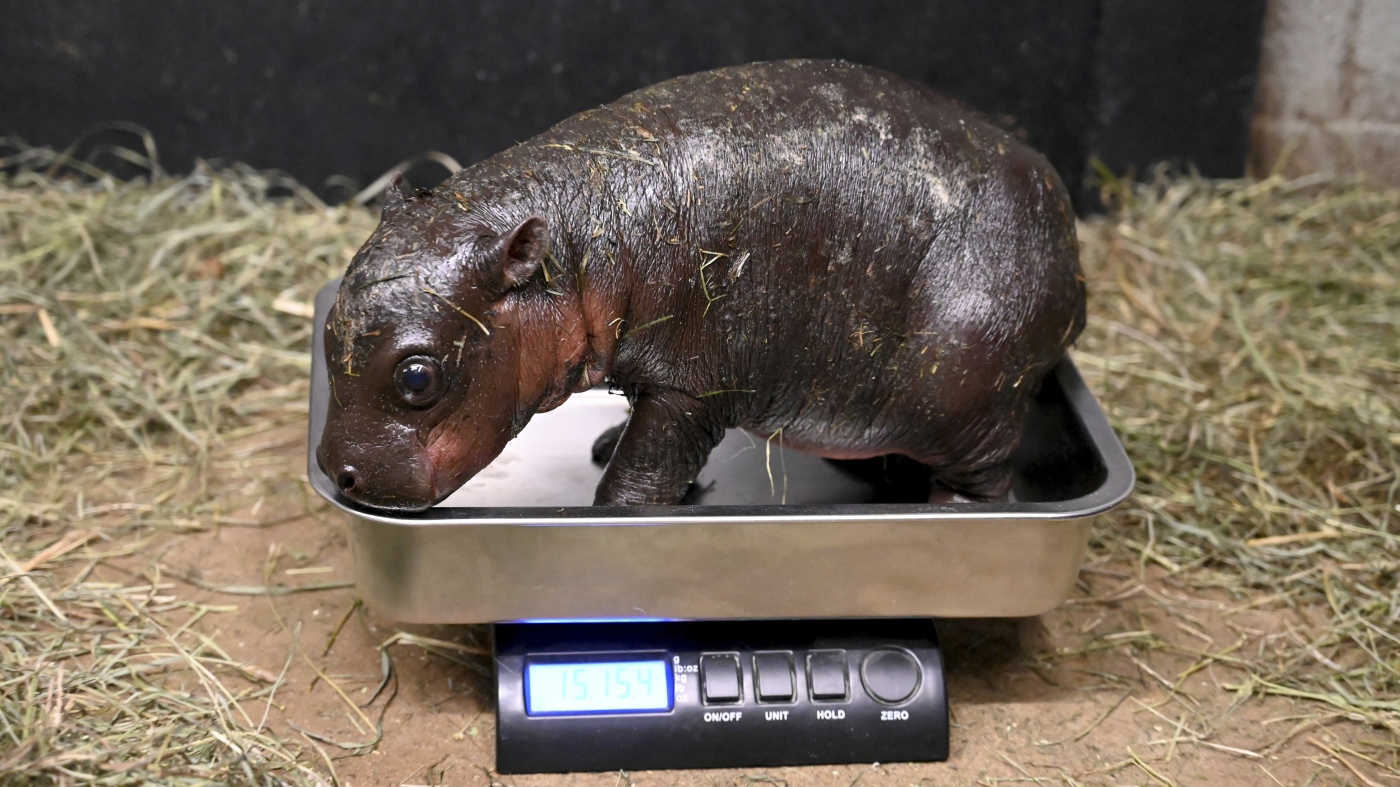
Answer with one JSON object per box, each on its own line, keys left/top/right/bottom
{"left": 306, "top": 281, "right": 1133, "bottom": 623}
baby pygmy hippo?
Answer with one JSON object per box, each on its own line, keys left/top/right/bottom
{"left": 317, "top": 59, "right": 1085, "bottom": 511}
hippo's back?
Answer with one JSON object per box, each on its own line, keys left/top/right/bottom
{"left": 520, "top": 61, "right": 1084, "bottom": 484}
{"left": 589, "top": 60, "right": 1081, "bottom": 330}
{"left": 552, "top": 60, "right": 1082, "bottom": 379}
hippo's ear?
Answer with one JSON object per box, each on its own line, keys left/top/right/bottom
{"left": 485, "top": 216, "right": 549, "bottom": 296}
{"left": 382, "top": 173, "right": 410, "bottom": 220}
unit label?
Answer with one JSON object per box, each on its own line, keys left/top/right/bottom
{"left": 672, "top": 660, "right": 692, "bottom": 703}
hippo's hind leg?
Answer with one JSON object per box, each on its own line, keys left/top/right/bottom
{"left": 925, "top": 458, "right": 1015, "bottom": 504}
{"left": 906, "top": 361, "right": 1030, "bottom": 505}
{"left": 910, "top": 388, "right": 1026, "bottom": 504}
{"left": 594, "top": 389, "right": 726, "bottom": 505}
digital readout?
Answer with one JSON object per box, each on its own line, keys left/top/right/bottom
{"left": 525, "top": 660, "right": 671, "bottom": 715}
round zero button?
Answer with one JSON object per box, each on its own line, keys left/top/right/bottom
{"left": 860, "top": 649, "right": 921, "bottom": 704}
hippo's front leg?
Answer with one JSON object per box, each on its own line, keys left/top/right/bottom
{"left": 594, "top": 390, "right": 726, "bottom": 505}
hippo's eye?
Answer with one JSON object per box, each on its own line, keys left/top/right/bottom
{"left": 394, "top": 355, "right": 443, "bottom": 406}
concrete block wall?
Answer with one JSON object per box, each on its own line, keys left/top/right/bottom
{"left": 1252, "top": 0, "right": 1400, "bottom": 185}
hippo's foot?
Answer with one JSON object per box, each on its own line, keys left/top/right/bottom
{"left": 677, "top": 478, "right": 715, "bottom": 504}
{"left": 593, "top": 419, "right": 707, "bottom": 503}
{"left": 590, "top": 422, "right": 627, "bottom": 467}
{"left": 926, "top": 460, "right": 1013, "bottom": 504}
{"left": 592, "top": 390, "right": 725, "bottom": 506}
{"left": 927, "top": 484, "right": 995, "bottom": 504}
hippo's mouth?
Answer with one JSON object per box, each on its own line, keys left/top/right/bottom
{"left": 350, "top": 495, "right": 437, "bottom": 514}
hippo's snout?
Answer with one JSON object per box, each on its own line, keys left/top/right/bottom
{"left": 317, "top": 428, "right": 438, "bottom": 512}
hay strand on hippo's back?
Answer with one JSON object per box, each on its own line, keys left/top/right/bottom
{"left": 1, "top": 138, "right": 374, "bottom": 784}
{"left": 1074, "top": 169, "right": 1400, "bottom": 733}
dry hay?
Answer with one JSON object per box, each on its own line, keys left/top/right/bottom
{"left": 1, "top": 134, "right": 1397, "bottom": 784}
{"left": 2, "top": 137, "right": 375, "bottom": 785}
{"left": 1075, "top": 170, "right": 1400, "bottom": 735}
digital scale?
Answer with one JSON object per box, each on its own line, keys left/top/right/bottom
{"left": 493, "top": 619, "right": 946, "bottom": 772}
{"left": 306, "top": 281, "right": 1133, "bottom": 774}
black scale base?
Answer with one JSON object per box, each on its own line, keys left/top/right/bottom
{"left": 493, "top": 619, "right": 948, "bottom": 774}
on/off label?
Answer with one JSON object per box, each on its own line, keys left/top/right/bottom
{"left": 704, "top": 711, "right": 743, "bottom": 722}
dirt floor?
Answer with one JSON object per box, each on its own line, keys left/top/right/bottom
{"left": 127, "top": 425, "right": 1392, "bottom": 787}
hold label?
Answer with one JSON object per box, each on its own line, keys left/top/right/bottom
{"left": 815, "top": 709, "right": 846, "bottom": 720}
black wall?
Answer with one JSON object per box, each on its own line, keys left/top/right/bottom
{"left": 2, "top": 1, "right": 1265, "bottom": 209}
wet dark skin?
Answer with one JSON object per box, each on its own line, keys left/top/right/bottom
{"left": 317, "top": 60, "right": 1085, "bottom": 511}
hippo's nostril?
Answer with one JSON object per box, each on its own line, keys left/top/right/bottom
{"left": 337, "top": 468, "right": 357, "bottom": 493}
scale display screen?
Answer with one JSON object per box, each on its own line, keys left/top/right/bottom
{"left": 525, "top": 659, "right": 672, "bottom": 715}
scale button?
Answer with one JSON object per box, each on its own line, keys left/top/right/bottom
{"left": 807, "top": 650, "right": 849, "bottom": 700}
{"left": 861, "top": 649, "right": 921, "bottom": 704}
{"left": 753, "top": 652, "right": 795, "bottom": 702}
{"left": 700, "top": 654, "right": 742, "bottom": 703}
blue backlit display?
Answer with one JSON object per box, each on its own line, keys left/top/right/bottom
{"left": 525, "top": 660, "right": 672, "bottom": 715}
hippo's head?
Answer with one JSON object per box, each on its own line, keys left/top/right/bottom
{"left": 316, "top": 177, "right": 583, "bottom": 511}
